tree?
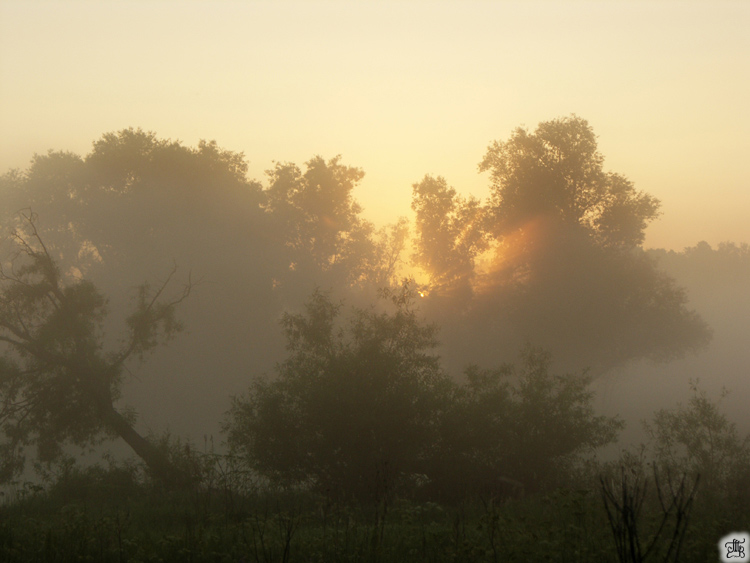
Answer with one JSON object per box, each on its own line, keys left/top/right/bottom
{"left": 225, "top": 283, "right": 451, "bottom": 500}
{"left": 411, "top": 116, "right": 710, "bottom": 373}
{"left": 648, "top": 241, "right": 750, "bottom": 315}
{"left": 0, "top": 130, "right": 293, "bottom": 447}
{"left": 0, "top": 129, "right": 269, "bottom": 282}
{"left": 263, "top": 156, "right": 380, "bottom": 293}
{"left": 0, "top": 130, "right": 404, "bottom": 451}
{"left": 411, "top": 175, "right": 487, "bottom": 295}
{"left": 0, "top": 212, "right": 191, "bottom": 484}
{"left": 225, "top": 283, "right": 622, "bottom": 502}
{"left": 470, "top": 234, "right": 711, "bottom": 371}
{"left": 428, "top": 347, "right": 623, "bottom": 498}
{"left": 369, "top": 217, "right": 411, "bottom": 290}
{"left": 479, "top": 115, "right": 660, "bottom": 249}
{"left": 644, "top": 382, "right": 750, "bottom": 496}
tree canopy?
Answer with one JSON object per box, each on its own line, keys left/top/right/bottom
{"left": 413, "top": 116, "right": 710, "bottom": 373}
{"left": 0, "top": 120, "right": 719, "bottom": 489}
{"left": 0, "top": 213, "right": 190, "bottom": 484}
{"left": 429, "top": 347, "right": 623, "bottom": 498}
{"left": 479, "top": 115, "right": 660, "bottom": 249}
{"left": 225, "top": 284, "right": 451, "bottom": 499}
{"left": 262, "top": 156, "right": 392, "bottom": 298}
{"left": 0, "top": 130, "right": 402, "bottom": 447}
{"left": 411, "top": 175, "right": 487, "bottom": 295}
{"left": 225, "top": 287, "right": 622, "bottom": 500}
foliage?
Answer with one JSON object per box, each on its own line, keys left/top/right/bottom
{"left": 0, "top": 130, "right": 407, "bottom": 306}
{"left": 644, "top": 382, "right": 750, "bottom": 495}
{"left": 263, "top": 155, "right": 383, "bottom": 292}
{"left": 412, "top": 116, "right": 710, "bottom": 373}
{"left": 411, "top": 175, "right": 487, "bottom": 293}
{"left": 429, "top": 347, "right": 623, "bottom": 498}
{"left": 0, "top": 130, "right": 414, "bottom": 473}
{"left": 370, "top": 216, "right": 411, "bottom": 289}
{"left": 0, "top": 457, "right": 734, "bottom": 563}
{"left": 227, "top": 281, "right": 622, "bottom": 500}
{"left": 476, "top": 240, "right": 711, "bottom": 370}
{"left": 225, "top": 283, "right": 452, "bottom": 500}
{"left": 479, "top": 115, "right": 660, "bottom": 249}
{"left": 0, "top": 212, "right": 190, "bottom": 484}
{"left": 0, "top": 129, "right": 267, "bottom": 283}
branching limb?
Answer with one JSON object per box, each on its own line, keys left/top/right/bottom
{"left": 111, "top": 263, "right": 192, "bottom": 370}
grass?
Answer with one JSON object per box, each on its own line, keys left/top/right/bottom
{"left": 0, "top": 459, "right": 746, "bottom": 562}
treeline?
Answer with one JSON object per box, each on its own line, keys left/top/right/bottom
{"left": 0, "top": 116, "right": 720, "bottom": 492}
{"left": 224, "top": 286, "right": 621, "bottom": 501}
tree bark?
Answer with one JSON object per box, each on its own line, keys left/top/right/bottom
{"left": 101, "top": 403, "right": 191, "bottom": 488}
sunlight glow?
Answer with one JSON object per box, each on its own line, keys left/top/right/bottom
{"left": 0, "top": 1, "right": 747, "bottom": 249}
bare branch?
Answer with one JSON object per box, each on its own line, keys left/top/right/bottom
{"left": 111, "top": 263, "right": 192, "bottom": 370}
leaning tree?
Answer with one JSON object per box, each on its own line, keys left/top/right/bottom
{"left": 0, "top": 212, "right": 190, "bottom": 484}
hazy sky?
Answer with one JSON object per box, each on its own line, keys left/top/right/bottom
{"left": 1, "top": 1, "right": 748, "bottom": 250}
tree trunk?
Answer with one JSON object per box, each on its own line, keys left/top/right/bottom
{"left": 101, "top": 404, "right": 191, "bottom": 488}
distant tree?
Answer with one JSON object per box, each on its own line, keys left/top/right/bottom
{"left": 479, "top": 115, "right": 660, "bottom": 249}
{"left": 0, "top": 129, "right": 269, "bottom": 284}
{"left": 411, "top": 175, "right": 487, "bottom": 295}
{"left": 225, "top": 283, "right": 451, "bottom": 500}
{"left": 644, "top": 382, "right": 750, "bottom": 496}
{"left": 0, "top": 213, "right": 190, "bottom": 485}
{"left": 369, "top": 217, "right": 411, "bottom": 289}
{"left": 648, "top": 241, "right": 750, "bottom": 315}
{"left": 263, "top": 156, "right": 381, "bottom": 293}
{"left": 412, "top": 116, "right": 710, "bottom": 373}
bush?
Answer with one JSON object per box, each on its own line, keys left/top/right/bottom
{"left": 427, "top": 347, "right": 623, "bottom": 499}
{"left": 644, "top": 381, "right": 750, "bottom": 503}
{"left": 225, "top": 283, "right": 452, "bottom": 501}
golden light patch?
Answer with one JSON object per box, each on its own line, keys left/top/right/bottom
{"left": 471, "top": 215, "right": 556, "bottom": 296}
{"left": 320, "top": 215, "right": 337, "bottom": 230}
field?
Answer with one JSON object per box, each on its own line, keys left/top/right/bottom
{"left": 1, "top": 456, "right": 745, "bottom": 563}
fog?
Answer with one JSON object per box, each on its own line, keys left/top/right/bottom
{"left": 594, "top": 242, "right": 750, "bottom": 448}
{"left": 2, "top": 4, "right": 749, "bottom": 560}
{"left": 0, "top": 121, "right": 746, "bottom": 479}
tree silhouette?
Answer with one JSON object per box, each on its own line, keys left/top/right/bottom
{"left": 0, "top": 212, "right": 190, "bottom": 484}
{"left": 411, "top": 175, "right": 487, "bottom": 296}
{"left": 225, "top": 283, "right": 451, "bottom": 500}
{"left": 263, "top": 156, "right": 381, "bottom": 295}
{"left": 479, "top": 115, "right": 660, "bottom": 249}
{"left": 413, "top": 116, "right": 711, "bottom": 373}
{"left": 428, "top": 347, "right": 623, "bottom": 498}
{"left": 0, "top": 130, "right": 407, "bottom": 449}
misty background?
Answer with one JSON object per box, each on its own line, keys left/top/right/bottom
{"left": 0, "top": 1, "right": 748, "bottom": 473}
{"left": 0, "top": 123, "right": 747, "bottom": 471}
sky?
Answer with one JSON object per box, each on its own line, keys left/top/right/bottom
{"left": 1, "top": 0, "right": 748, "bottom": 251}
